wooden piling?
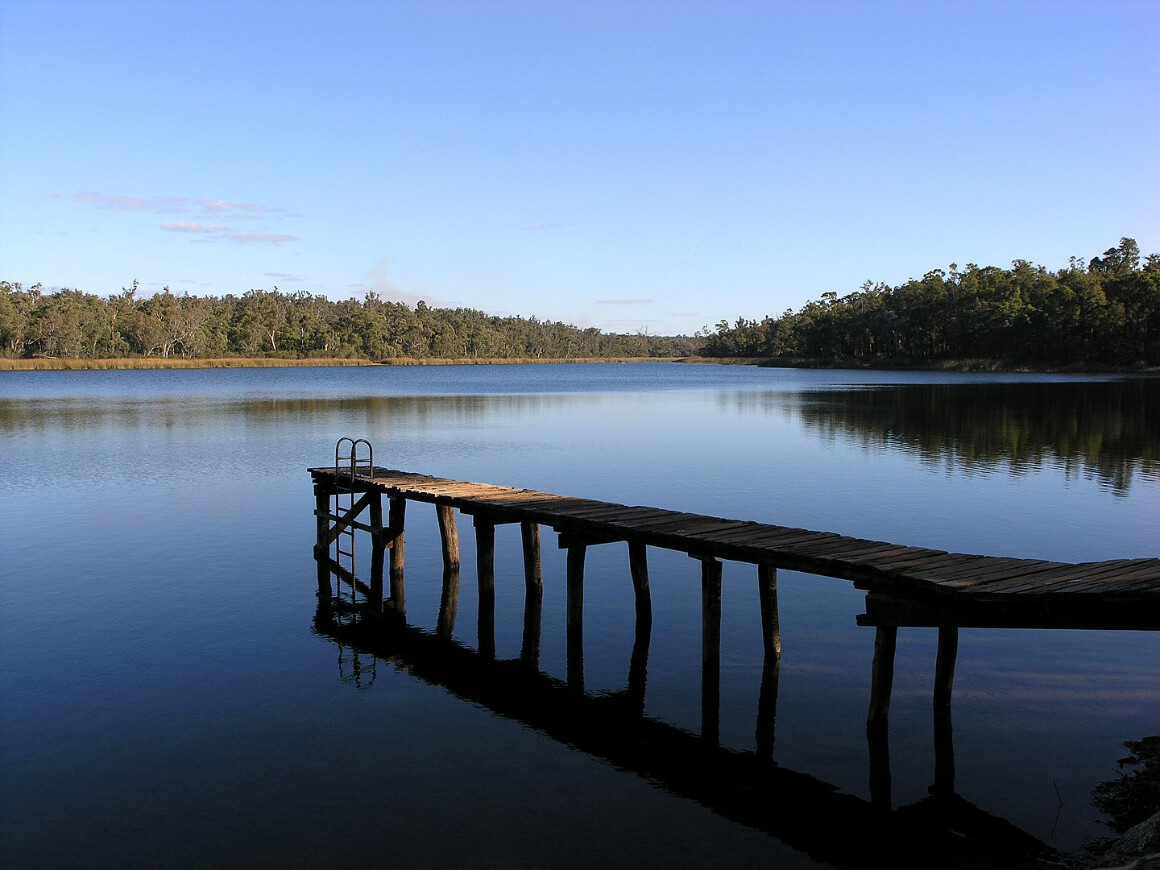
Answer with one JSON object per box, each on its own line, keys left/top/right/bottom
{"left": 520, "top": 523, "right": 543, "bottom": 668}
{"left": 757, "top": 563, "right": 781, "bottom": 659}
{"left": 933, "top": 706, "right": 955, "bottom": 798}
{"left": 933, "top": 626, "right": 958, "bottom": 712}
{"left": 388, "top": 496, "right": 406, "bottom": 615}
{"left": 521, "top": 585, "right": 542, "bottom": 668}
{"left": 567, "top": 542, "right": 587, "bottom": 692}
{"left": 628, "top": 541, "right": 652, "bottom": 631}
{"left": 867, "top": 625, "right": 898, "bottom": 734}
{"left": 436, "top": 504, "right": 460, "bottom": 573}
{"left": 627, "top": 609, "right": 651, "bottom": 717}
{"left": 368, "top": 492, "right": 384, "bottom": 608}
{"left": 314, "top": 484, "right": 332, "bottom": 598}
{"left": 475, "top": 518, "right": 496, "bottom": 659}
{"left": 521, "top": 522, "right": 542, "bottom": 597}
{"left": 701, "top": 557, "right": 722, "bottom": 746}
{"left": 437, "top": 567, "right": 460, "bottom": 640}
{"left": 932, "top": 625, "right": 957, "bottom": 797}
{"left": 868, "top": 717, "right": 892, "bottom": 814}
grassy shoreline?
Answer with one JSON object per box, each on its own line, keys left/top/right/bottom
{"left": 0, "top": 356, "right": 683, "bottom": 371}
{"left": 2, "top": 355, "right": 1155, "bottom": 373}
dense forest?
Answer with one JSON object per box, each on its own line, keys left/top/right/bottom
{"left": 3, "top": 237, "right": 1158, "bottom": 366}
{"left": 701, "top": 238, "right": 1160, "bottom": 367}
{"left": 0, "top": 282, "right": 699, "bottom": 361}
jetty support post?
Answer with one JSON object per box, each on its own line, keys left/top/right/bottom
{"left": 757, "top": 563, "right": 781, "bottom": 660}
{"left": 933, "top": 625, "right": 959, "bottom": 797}
{"left": 755, "top": 562, "right": 781, "bottom": 760}
{"left": 388, "top": 496, "right": 406, "bottom": 616}
{"left": 867, "top": 624, "right": 897, "bottom": 812}
{"left": 437, "top": 566, "right": 460, "bottom": 641}
{"left": 313, "top": 480, "right": 332, "bottom": 598}
{"left": 367, "top": 492, "right": 385, "bottom": 610}
{"left": 867, "top": 625, "right": 897, "bottom": 734}
{"left": 628, "top": 541, "right": 652, "bottom": 633}
{"left": 698, "top": 555, "right": 723, "bottom": 746}
{"left": 475, "top": 516, "right": 496, "bottom": 659}
{"left": 626, "top": 541, "right": 652, "bottom": 715}
{"left": 520, "top": 522, "right": 543, "bottom": 667}
{"left": 564, "top": 537, "right": 588, "bottom": 693}
{"left": 934, "top": 625, "right": 958, "bottom": 712}
{"left": 756, "top": 655, "right": 781, "bottom": 762}
{"left": 436, "top": 504, "right": 461, "bottom": 574}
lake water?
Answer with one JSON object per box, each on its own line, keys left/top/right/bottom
{"left": 1, "top": 363, "right": 1157, "bottom": 868}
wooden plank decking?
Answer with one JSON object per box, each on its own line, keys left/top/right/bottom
{"left": 309, "top": 465, "right": 1160, "bottom": 615}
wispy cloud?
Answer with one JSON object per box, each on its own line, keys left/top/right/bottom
{"left": 596, "top": 298, "right": 655, "bottom": 305}
{"left": 75, "top": 192, "right": 188, "bottom": 212}
{"left": 223, "top": 230, "right": 297, "bottom": 244}
{"left": 197, "top": 199, "right": 284, "bottom": 215}
{"left": 162, "top": 222, "right": 226, "bottom": 233}
{"left": 264, "top": 271, "right": 304, "bottom": 283}
{"left": 160, "top": 222, "right": 297, "bottom": 245}
{"left": 76, "top": 191, "right": 297, "bottom": 243}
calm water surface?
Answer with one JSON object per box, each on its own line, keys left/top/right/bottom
{"left": 1, "top": 363, "right": 1157, "bottom": 868}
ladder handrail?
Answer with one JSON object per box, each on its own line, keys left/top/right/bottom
{"left": 335, "top": 437, "right": 374, "bottom": 482}
{"left": 331, "top": 438, "right": 375, "bottom": 608}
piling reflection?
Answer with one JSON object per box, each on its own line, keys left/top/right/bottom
{"left": 313, "top": 556, "right": 1066, "bottom": 869}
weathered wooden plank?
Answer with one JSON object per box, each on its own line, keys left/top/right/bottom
{"left": 909, "top": 557, "right": 1029, "bottom": 582}
{"left": 970, "top": 561, "right": 1146, "bottom": 594}
{"left": 759, "top": 533, "right": 855, "bottom": 554}
{"left": 614, "top": 512, "right": 713, "bottom": 533}
{"left": 840, "top": 547, "right": 937, "bottom": 568}
{"left": 985, "top": 571, "right": 1160, "bottom": 597}
{"left": 798, "top": 541, "right": 911, "bottom": 560}
{"left": 681, "top": 525, "right": 786, "bottom": 546}
{"left": 723, "top": 528, "right": 838, "bottom": 548}
{"left": 850, "top": 548, "right": 951, "bottom": 569}
{"left": 685, "top": 522, "right": 773, "bottom": 542}
{"left": 601, "top": 508, "right": 688, "bottom": 526}
{"left": 972, "top": 560, "right": 1152, "bottom": 592}
{"left": 926, "top": 561, "right": 1066, "bottom": 589}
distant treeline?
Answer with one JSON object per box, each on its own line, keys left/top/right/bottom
{"left": 701, "top": 238, "right": 1160, "bottom": 367}
{"left": 0, "top": 283, "right": 699, "bottom": 361}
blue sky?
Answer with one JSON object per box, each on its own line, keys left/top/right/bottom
{"left": 1, "top": 0, "right": 1156, "bottom": 335}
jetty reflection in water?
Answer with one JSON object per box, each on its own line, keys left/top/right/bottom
{"left": 309, "top": 549, "right": 1153, "bottom": 870}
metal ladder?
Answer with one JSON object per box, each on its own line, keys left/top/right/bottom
{"left": 332, "top": 437, "right": 374, "bottom": 605}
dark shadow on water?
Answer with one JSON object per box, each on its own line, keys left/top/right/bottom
{"left": 311, "top": 594, "right": 1059, "bottom": 870}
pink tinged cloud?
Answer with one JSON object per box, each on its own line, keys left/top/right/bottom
{"left": 197, "top": 199, "right": 283, "bottom": 215}
{"left": 223, "top": 230, "right": 297, "bottom": 244}
{"left": 75, "top": 192, "right": 189, "bottom": 212}
{"left": 160, "top": 223, "right": 297, "bottom": 244}
{"left": 162, "top": 222, "right": 226, "bottom": 233}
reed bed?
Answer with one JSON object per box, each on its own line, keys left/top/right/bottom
{"left": 0, "top": 356, "right": 682, "bottom": 371}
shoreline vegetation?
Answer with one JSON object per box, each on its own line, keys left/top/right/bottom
{"left": 0, "top": 356, "right": 681, "bottom": 371}
{"left": 3, "top": 237, "right": 1156, "bottom": 372}
{"left": 4, "top": 355, "right": 1157, "bottom": 373}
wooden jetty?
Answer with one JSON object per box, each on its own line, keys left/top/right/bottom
{"left": 309, "top": 445, "right": 1160, "bottom": 740}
